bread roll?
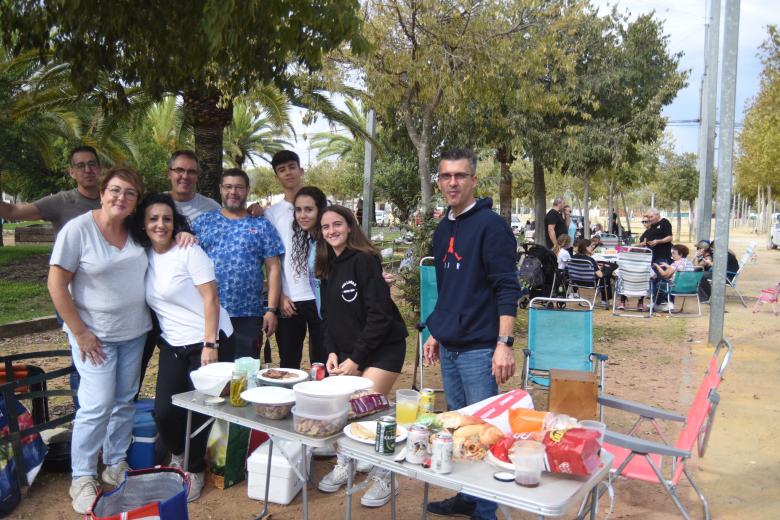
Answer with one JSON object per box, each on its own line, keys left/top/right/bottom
{"left": 437, "top": 412, "right": 485, "bottom": 430}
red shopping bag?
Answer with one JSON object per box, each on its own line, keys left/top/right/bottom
{"left": 87, "top": 467, "right": 188, "bottom": 520}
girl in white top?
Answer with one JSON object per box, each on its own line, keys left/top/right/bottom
{"left": 131, "top": 193, "right": 233, "bottom": 502}
{"left": 552, "top": 234, "right": 572, "bottom": 270}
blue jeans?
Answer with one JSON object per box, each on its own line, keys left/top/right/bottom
{"left": 440, "top": 346, "right": 499, "bottom": 520}
{"left": 69, "top": 332, "right": 146, "bottom": 478}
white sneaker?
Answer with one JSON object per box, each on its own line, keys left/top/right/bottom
{"left": 101, "top": 460, "right": 130, "bottom": 487}
{"left": 187, "top": 471, "right": 205, "bottom": 502}
{"left": 70, "top": 476, "right": 99, "bottom": 514}
{"left": 356, "top": 460, "right": 372, "bottom": 473}
{"left": 360, "top": 469, "right": 396, "bottom": 507}
{"left": 169, "top": 452, "right": 185, "bottom": 470}
{"left": 318, "top": 463, "right": 353, "bottom": 493}
{"left": 657, "top": 302, "right": 674, "bottom": 312}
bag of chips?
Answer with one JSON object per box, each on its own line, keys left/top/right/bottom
{"left": 540, "top": 428, "right": 601, "bottom": 476}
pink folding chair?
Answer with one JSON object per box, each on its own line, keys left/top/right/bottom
{"left": 598, "top": 339, "right": 732, "bottom": 520}
{"left": 752, "top": 282, "right": 780, "bottom": 315}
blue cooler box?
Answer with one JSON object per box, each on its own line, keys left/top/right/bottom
{"left": 127, "top": 398, "right": 157, "bottom": 469}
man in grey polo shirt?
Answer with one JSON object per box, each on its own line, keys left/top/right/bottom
{"left": 165, "top": 150, "right": 221, "bottom": 222}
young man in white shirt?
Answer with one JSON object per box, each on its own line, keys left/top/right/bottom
{"left": 264, "top": 151, "right": 326, "bottom": 369}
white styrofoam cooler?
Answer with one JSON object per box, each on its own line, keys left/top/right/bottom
{"left": 247, "top": 438, "right": 312, "bottom": 505}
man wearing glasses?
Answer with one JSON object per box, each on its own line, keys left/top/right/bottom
{"left": 0, "top": 145, "right": 102, "bottom": 234}
{"left": 638, "top": 208, "right": 673, "bottom": 263}
{"left": 165, "top": 150, "right": 221, "bottom": 221}
{"left": 192, "top": 169, "right": 284, "bottom": 361}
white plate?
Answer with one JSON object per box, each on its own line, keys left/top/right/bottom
{"left": 328, "top": 376, "right": 374, "bottom": 393}
{"left": 342, "top": 421, "right": 408, "bottom": 445}
{"left": 197, "top": 362, "right": 235, "bottom": 377}
{"left": 256, "top": 368, "right": 309, "bottom": 385}
{"left": 486, "top": 450, "right": 514, "bottom": 471}
{"left": 241, "top": 386, "right": 295, "bottom": 405}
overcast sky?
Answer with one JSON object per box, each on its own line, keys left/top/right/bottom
{"left": 288, "top": 0, "right": 778, "bottom": 167}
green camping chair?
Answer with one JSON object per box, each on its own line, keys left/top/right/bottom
{"left": 412, "top": 257, "right": 442, "bottom": 395}
{"left": 656, "top": 270, "right": 705, "bottom": 317}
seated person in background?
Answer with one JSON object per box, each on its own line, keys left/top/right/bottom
{"left": 553, "top": 234, "right": 572, "bottom": 270}
{"left": 588, "top": 235, "right": 602, "bottom": 252}
{"left": 571, "top": 239, "right": 614, "bottom": 307}
{"left": 653, "top": 244, "right": 694, "bottom": 312}
{"left": 698, "top": 240, "right": 739, "bottom": 303}
{"left": 591, "top": 223, "right": 604, "bottom": 236}
{"left": 693, "top": 240, "right": 713, "bottom": 270}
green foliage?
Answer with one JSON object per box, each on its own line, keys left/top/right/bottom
{"left": 305, "top": 158, "right": 363, "bottom": 202}
{"left": 396, "top": 214, "right": 438, "bottom": 314}
{"left": 248, "top": 166, "right": 279, "bottom": 201}
{"left": 0, "top": 244, "right": 53, "bottom": 265}
{"left": 736, "top": 25, "right": 780, "bottom": 200}
{"left": 656, "top": 151, "right": 699, "bottom": 207}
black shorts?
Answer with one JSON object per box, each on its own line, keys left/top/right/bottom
{"left": 338, "top": 339, "right": 406, "bottom": 374}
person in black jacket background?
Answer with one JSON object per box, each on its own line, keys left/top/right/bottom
{"left": 314, "top": 204, "right": 407, "bottom": 506}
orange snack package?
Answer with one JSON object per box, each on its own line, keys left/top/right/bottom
{"left": 508, "top": 409, "right": 549, "bottom": 433}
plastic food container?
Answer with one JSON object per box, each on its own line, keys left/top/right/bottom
{"left": 292, "top": 380, "right": 354, "bottom": 416}
{"left": 291, "top": 406, "right": 349, "bottom": 438}
{"left": 241, "top": 387, "right": 296, "bottom": 420}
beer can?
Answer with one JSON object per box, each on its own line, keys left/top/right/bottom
{"left": 419, "top": 388, "right": 435, "bottom": 414}
{"left": 374, "top": 416, "right": 397, "bottom": 454}
{"left": 431, "top": 431, "right": 453, "bottom": 474}
{"left": 405, "top": 424, "right": 429, "bottom": 464}
{"left": 309, "top": 363, "right": 326, "bottom": 381}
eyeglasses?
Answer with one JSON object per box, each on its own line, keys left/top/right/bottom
{"left": 170, "top": 167, "right": 198, "bottom": 176}
{"left": 73, "top": 161, "right": 99, "bottom": 171}
{"left": 221, "top": 184, "right": 247, "bottom": 192}
{"left": 438, "top": 173, "right": 472, "bottom": 182}
{"left": 106, "top": 186, "right": 139, "bottom": 200}
{"left": 641, "top": 220, "right": 649, "bottom": 223}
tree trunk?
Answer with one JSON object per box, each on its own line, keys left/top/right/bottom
{"left": 621, "top": 191, "right": 631, "bottom": 236}
{"left": 533, "top": 158, "right": 546, "bottom": 246}
{"left": 675, "top": 199, "right": 681, "bottom": 240}
{"left": 583, "top": 173, "right": 591, "bottom": 239}
{"left": 0, "top": 172, "right": 4, "bottom": 247}
{"left": 497, "top": 145, "right": 513, "bottom": 225}
{"left": 688, "top": 199, "right": 695, "bottom": 240}
{"left": 607, "top": 178, "right": 615, "bottom": 234}
{"left": 183, "top": 90, "right": 233, "bottom": 202}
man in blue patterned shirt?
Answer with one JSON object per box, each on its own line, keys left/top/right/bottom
{"left": 192, "top": 168, "right": 284, "bottom": 361}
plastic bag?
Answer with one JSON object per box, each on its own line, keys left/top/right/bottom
{"left": 206, "top": 419, "right": 249, "bottom": 489}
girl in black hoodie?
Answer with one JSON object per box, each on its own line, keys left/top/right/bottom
{"left": 315, "top": 205, "right": 407, "bottom": 505}
{"left": 315, "top": 205, "right": 407, "bottom": 395}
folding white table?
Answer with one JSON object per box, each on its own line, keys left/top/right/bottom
{"left": 338, "top": 436, "right": 613, "bottom": 520}
{"left": 172, "top": 390, "right": 343, "bottom": 520}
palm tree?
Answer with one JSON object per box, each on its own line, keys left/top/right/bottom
{"left": 146, "top": 96, "right": 192, "bottom": 152}
{"left": 309, "top": 98, "right": 367, "bottom": 161}
{"left": 223, "top": 98, "right": 293, "bottom": 169}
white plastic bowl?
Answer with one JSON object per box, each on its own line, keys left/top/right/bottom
{"left": 190, "top": 362, "right": 234, "bottom": 397}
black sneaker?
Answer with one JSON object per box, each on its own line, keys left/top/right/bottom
{"left": 427, "top": 494, "right": 476, "bottom": 518}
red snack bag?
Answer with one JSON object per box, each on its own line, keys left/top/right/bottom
{"left": 541, "top": 428, "right": 601, "bottom": 476}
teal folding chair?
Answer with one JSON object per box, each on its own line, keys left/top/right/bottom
{"left": 520, "top": 297, "right": 608, "bottom": 418}
{"left": 656, "top": 270, "right": 705, "bottom": 317}
{"left": 412, "top": 257, "right": 441, "bottom": 394}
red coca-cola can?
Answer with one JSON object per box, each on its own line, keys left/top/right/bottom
{"left": 309, "top": 363, "right": 326, "bottom": 381}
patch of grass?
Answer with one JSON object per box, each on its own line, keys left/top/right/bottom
{"left": 0, "top": 280, "right": 54, "bottom": 324}
{"left": 0, "top": 220, "right": 47, "bottom": 230}
{"left": 0, "top": 244, "right": 53, "bottom": 265}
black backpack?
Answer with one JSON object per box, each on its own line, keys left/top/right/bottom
{"left": 519, "top": 255, "right": 545, "bottom": 289}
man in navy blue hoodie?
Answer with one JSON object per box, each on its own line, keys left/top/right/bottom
{"left": 424, "top": 149, "right": 520, "bottom": 520}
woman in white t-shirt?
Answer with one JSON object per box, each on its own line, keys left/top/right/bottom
{"left": 131, "top": 193, "right": 233, "bottom": 502}
{"left": 48, "top": 167, "right": 152, "bottom": 514}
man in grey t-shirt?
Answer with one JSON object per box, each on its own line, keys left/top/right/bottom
{"left": 165, "top": 150, "right": 221, "bottom": 222}
{"left": 0, "top": 146, "right": 102, "bottom": 233}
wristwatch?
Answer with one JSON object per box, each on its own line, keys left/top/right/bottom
{"left": 497, "top": 336, "right": 514, "bottom": 347}
{"left": 266, "top": 307, "right": 279, "bottom": 314}
{"left": 203, "top": 341, "right": 219, "bottom": 350}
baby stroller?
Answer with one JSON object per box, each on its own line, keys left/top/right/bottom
{"left": 517, "top": 243, "right": 559, "bottom": 308}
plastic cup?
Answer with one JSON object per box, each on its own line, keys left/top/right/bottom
{"left": 509, "top": 440, "right": 546, "bottom": 487}
{"left": 395, "top": 389, "right": 420, "bottom": 425}
{"left": 579, "top": 420, "right": 606, "bottom": 445}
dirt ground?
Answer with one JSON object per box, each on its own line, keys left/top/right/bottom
{"left": 2, "top": 228, "right": 779, "bottom": 519}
